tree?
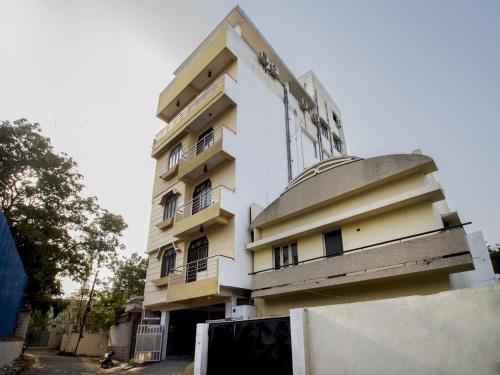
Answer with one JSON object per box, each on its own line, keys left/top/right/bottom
{"left": 0, "top": 119, "right": 127, "bottom": 313}
{"left": 85, "top": 253, "right": 147, "bottom": 332}
{"left": 487, "top": 243, "right": 500, "bottom": 274}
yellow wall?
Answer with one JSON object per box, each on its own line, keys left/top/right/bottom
{"left": 254, "top": 273, "right": 451, "bottom": 317}
{"left": 341, "top": 200, "right": 439, "bottom": 251}
{"left": 252, "top": 172, "right": 442, "bottom": 273}
{"left": 261, "top": 173, "right": 427, "bottom": 238}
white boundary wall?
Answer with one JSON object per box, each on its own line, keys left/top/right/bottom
{"left": 291, "top": 285, "right": 500, "bottom": 375}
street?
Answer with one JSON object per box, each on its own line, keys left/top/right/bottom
{"left": 21, "top": 349, "right": 192, "bottom": 375}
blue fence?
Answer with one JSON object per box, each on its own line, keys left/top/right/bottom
{"left": 0, "top": 211, "right": 28, "bottom": 337}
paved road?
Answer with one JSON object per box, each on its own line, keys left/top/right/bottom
{"left": 22, "top": 349, "right": 191, "bottom": 375}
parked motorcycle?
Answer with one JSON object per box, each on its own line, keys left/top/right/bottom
{"left": 100, "top": 350, "right": 115, "bottom": 369}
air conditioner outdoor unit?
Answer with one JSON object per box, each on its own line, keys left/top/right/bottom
{"left": 258, "top": 51, "right": 269, "bottom": 68}
{"left": 311, "top": 113, "right": 319, "bottom": 124}
{"left": 268, "top": 63, "right": 280, "bottom": 79}
{"left": 299, "top": 98, "right": 309, "bottom": 111}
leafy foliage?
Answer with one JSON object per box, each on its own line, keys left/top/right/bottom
{"left": 487, "top": 243, "right": 500, "bottom": 274}
{"left": 0, "top": 119, "right": 127, "bottom": 312}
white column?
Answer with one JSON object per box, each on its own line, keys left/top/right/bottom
{"left": 194, "top": 323, "right": 209, "bottom": 375}
{"left": 290, "top": 308, "right": 309, "bottom": 375}
{"left": 160, "top": 311, "right": 170, "bottom": 360}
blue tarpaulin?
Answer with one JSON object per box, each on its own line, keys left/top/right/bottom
{"left": 0, "top": 211, "right": 28, "bottom": 337}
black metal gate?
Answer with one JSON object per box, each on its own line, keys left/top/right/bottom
{"left": 207, "top": 317, "right": 292, "bottom": 375}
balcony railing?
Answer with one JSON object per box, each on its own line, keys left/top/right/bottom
{"left": 250, "top": 222, "right": 472, "bottom": 275}
{"left": 154, "top": 74, "right": 227, "bottom": 146}
{"left": 175, "top": 185, "right": 234, "bottom": 223}
{"left": 180, "top": 124, "right": 233, "bottom": 162}
{"left": 168, "top": 254, "right": 233, "bottom": 287}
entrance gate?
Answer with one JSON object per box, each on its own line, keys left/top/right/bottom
{"left": 207, "top": 317, "right": 292, "bottom": 375}
{"left": 134, "top": 325, "right": 163, "bottom": 362}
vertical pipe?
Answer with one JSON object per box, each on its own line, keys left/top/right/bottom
{"left": 283, "top": 85, "right": 293, "bottom": 182}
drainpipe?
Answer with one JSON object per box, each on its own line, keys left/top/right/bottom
{"left": 282, "top": 84, "right": 293, "bottom": 182}
{"left": 314, "top": 89, "right": 323, "bottom": 161}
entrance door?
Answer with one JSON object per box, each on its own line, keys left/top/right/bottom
{"left": 192, "top": 180, "right": 212, "bottom": 215}
{"left": 324, "top": 230, "right": 343, "bottom": 257}
{"left": 186, "top": 236, "right": 209, "bottom": 283}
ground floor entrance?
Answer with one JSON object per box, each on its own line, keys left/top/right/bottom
{"left": 166, "top": 304, "right": 225, "bottom": 357}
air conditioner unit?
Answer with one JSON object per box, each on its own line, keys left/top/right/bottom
{"left": 299, "top": 98, "right": 309, "bottom": 111}
{"left": 311, "top": 113, "right": 319, "bottom": 124}
{"left": 258, "top": 51, "right": 269, "bottom": 68}
{"left": 268, "top": 63, "right": 280, "bottom": 79}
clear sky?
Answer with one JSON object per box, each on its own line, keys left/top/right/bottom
{"left": 1, "top": 0, "right": 499, "bottom": 294}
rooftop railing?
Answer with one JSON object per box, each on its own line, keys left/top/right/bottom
{"left": 154, "top": 74, "right": 228, "bottom": 146}
{"left": 175, "top": 185, "right": 234, "bottom": 223}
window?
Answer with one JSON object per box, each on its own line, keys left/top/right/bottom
{"left": 160, "top": 247, "right": 176, "bottom": 277}
{"left": 273, "top": 242, "right": 298, "bottom": 269}
{"left": 192, "top": 180, "right": 212, "bottom": 215}
{"left": 168, "top": 144, "right": 181, "bottom": 169}
{"left": 163, "top": 194, "right": 178, "bottom": 220}
{"left": 196, "top": 128, "right": 214, "bottom": 155}
{"left": 187, "top": 236, "right": 209, "bottom": 282}
{"left": 324, "top": 230, "right": 343, "bottom": 257}
{"left": 332, "top": 136, "right": 342, "bottom": 153}
{"left": 332, "top": 110, "right": 339, "bottom": 126}
{"left": 320, "top": 123, "right": 330, "bottom": 140}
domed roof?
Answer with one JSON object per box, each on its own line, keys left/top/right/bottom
{"left": 251, "top": 154, "right": 436, "bottom": 229}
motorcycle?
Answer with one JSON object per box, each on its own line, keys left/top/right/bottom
{"left": 100, "top": 350, "right": 115, "bottom": 369}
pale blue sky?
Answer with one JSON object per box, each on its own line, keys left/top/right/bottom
{"left": 0, "top": 1, "right": 499, "bottom": 292}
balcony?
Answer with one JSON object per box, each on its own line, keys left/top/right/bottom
{"left": 173, "top": 185, "right": 235, "bottom": 237}
{"left": 152, "top": 73, "right": 237, "bottom": 158}
{"left": 251, "top": 226, "right": 473, "bottom": 298}
{"left": 164, "top": 254, "right": 233, "bottom": 303}
{"left": 178, "top": 125, "right": 236, "bottom": 182}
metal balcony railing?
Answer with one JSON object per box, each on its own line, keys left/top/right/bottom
{"left": 168, "top": 254, "right": 233, "bottom": 286}
{"left": 249, "top": 222, "right": 472, "bottom": 275}
{"left": 154, "top": 74, "right": 228, "bottom": 145}
{"left": 175, "top": 185, "right": 234, "bottom": 222}
{"left": 180, "top": 124, "right": 234, "bottom": 162}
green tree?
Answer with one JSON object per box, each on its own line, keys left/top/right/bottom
{"left": 86, "top": 253, "right": 147, "bottom": 332}
{"left": 0, "top": 119, "right": 127, "bottom": 313}
{"left": 487, "top": 243, "right": 500, "bottom": 274}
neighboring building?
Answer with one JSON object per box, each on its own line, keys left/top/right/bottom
{"left": 248, "top": 154, "right": 475, "bottom": 316}
{"left": 108, "top": 296, "right": 143, "bottom": 362}
{"left": 142, "top": 6, "right": 345, "bottom": 359}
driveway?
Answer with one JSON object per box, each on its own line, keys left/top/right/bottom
{"left": 22, "top": 349, "right": 192, "bottom": 375}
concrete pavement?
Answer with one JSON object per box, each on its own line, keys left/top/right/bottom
{"left": 21, "top": 349, "right": 192, "bottom": 375}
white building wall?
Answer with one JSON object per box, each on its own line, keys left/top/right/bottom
{"left": 217, "top": 25, "right": 291, "bottom": 289}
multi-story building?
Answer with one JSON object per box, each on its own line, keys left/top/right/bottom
{"left": 142, "top": 6, "right": 345, "bottom": 359}
{"left": 248, "top": 153, "right": 475, "bottom": 316}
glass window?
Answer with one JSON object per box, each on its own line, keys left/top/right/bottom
{"left": 163, "top": 194, "right": 177, "bottom": 220}
{"left": 291, "top": 243, "right": 298, "bottom": 265}
{"left": 332, "top": 110, "right": 339, "bottom": 126}
{"left": 168, "top": 144, "right": 181, "bottom": 169}
{"left": 160, "top": 247, "right": 176, "bottom": 277}
{"left": 320, "top": 124, "right": 330, "bottom": 140}
{"left": 192, "top": 180, "right": 212, "bottom": 215}
{"left": 333, "top": 136, "right": 342, "bottom": 153}
{"left": 274, "top": 247, "right": 281, "bottom": 269}
{"left": 274, "top": 242, "right": 298, "bottom": 269}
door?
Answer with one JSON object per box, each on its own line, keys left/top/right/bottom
{"left": 196, "top": 127, "right": 214, "bottom": 155}
{"left": 192, "top": 180, "right": 212, "bottom": 215}
{"left": 324, "top": 230, "right": 343, "bottom": 257}
{"left": 186, "top": 237, "right": 209, "bottom": 283}
{"left": 134, "top": 325, "right": 164, "bottom": 362}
